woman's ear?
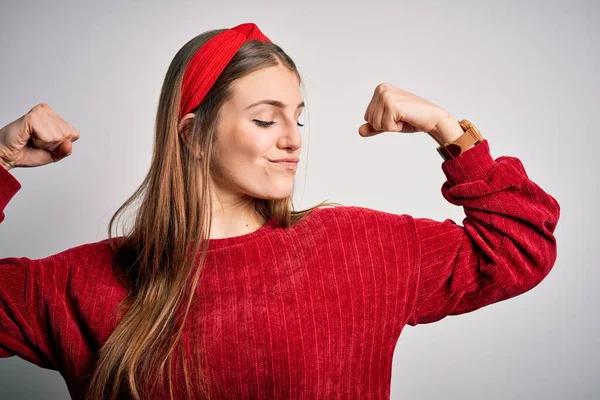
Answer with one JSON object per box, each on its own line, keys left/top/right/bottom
{"left": 178, "top": 113, "right": 203, "bottom": 158}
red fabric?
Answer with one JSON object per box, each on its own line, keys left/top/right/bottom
{"left": 179, "top": 22, "right": 271, "bottom": 119}
{"left": 0, "top": 139, "right": 560, "bottom": 399}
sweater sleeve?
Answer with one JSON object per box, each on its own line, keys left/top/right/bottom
{"left": 405, "top": 139, "right": 560, "bottom": 326}
{"left": 0, "top": 166, "right": 56, "bottom": 369}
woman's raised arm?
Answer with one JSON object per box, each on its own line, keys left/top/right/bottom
{"left": 405, "top": 139, "right": 560, "bottom": 326}
{"left": 0, "top": 104, "right": 79, "bottom": 369}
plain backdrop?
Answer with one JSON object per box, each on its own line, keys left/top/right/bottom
{"left": 0, "top": 0, "right": 596, "bottom": 399}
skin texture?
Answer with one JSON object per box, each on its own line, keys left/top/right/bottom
{"left": 179, "top": 65, "right": 304, "bottom": 239}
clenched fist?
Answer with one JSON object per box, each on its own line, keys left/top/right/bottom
{"left": 358, "top": 82, "right": 464, "bottom": 145}
{"left": 0, "top": 103, "right": 80, "bottom": 171}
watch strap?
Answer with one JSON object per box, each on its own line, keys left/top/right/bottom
{"left": 436, "top": 119, "right": 484, "bottom": 161}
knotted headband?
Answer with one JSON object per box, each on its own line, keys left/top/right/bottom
{"left": 179, "top": 22, "right": 272, "bottom": 119}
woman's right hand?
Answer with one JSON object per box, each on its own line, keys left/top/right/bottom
{"left": 0, "top": 103, "right": 80, "bottom": 171}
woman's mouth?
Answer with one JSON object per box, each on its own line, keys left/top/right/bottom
{"left": 268, "top": 159, "right": 299, "bottom": 169}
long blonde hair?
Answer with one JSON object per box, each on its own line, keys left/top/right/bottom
{"left": 83, "top": 29, "right": 340, "bottom": 399}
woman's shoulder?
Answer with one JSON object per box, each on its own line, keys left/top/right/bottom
{"left": 305, "top": 204, "right": 413, "bottom": 233}
{"left": 32, "top": 236, "right": 123, "bottom": 266}
{"left": 312, "top": 203, "right": 411, "bottom": 221}
{"left": 291, "top": 204, "right": 417, "bottom": 263}
{"left": 23, "top": 236, "right": 127, "bottom": 294}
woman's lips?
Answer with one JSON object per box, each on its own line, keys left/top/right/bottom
{"left": 269, "top": 160, "right": 299, "bottom": 169}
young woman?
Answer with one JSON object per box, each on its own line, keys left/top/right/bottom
{"left": 0, "top": 22, "right": 560, "bottom": 400}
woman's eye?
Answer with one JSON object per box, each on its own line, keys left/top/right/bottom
{"left": 253, "top": 119, "right": 304, "bottom": 128}
{"left": 253, "top": 119, "right": 275, "bottom": 128}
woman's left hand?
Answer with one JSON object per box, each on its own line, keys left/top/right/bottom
{"left": 358, "top": 82, "right": 461, "bottom": 143}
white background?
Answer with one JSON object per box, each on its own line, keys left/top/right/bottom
{"left": 0, "top": 0, "right": 595, "bottom": 398}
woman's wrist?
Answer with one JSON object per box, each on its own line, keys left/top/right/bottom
{"left": 0, "top": 160, "right": 12, "bottom": 171}
{"left": 429, "top": 114, "right": 465, "bottom": 146}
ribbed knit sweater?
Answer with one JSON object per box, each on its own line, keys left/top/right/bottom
{"left": 0, "top": 139, "right": 560, "bottom": 399}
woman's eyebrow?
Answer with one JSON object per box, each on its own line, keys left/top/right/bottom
{"left": 245, "top": 99, "right": 305, "bottom": 110}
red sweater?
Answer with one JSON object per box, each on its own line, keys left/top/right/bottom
{"left": 0, "top": 139, "right": 560, "bottom": 399}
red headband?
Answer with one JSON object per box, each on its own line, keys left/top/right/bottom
{"left": 179, "top": 22, "right": 272, "bottom": 119}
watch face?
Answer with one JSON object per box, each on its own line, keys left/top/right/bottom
{"left": 447, "top": 143, "right": 462, "bottom": 157}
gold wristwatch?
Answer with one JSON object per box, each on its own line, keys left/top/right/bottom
{"left": 436, "top": 119, "right": 484, "bottom": 161}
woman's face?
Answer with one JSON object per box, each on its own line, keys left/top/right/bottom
{"left": 210, "top": 64, "right": 304, "bottom": 201}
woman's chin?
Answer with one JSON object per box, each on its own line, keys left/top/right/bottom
{"left": 255, "top": 187, "right": 293, "bottom": 200}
